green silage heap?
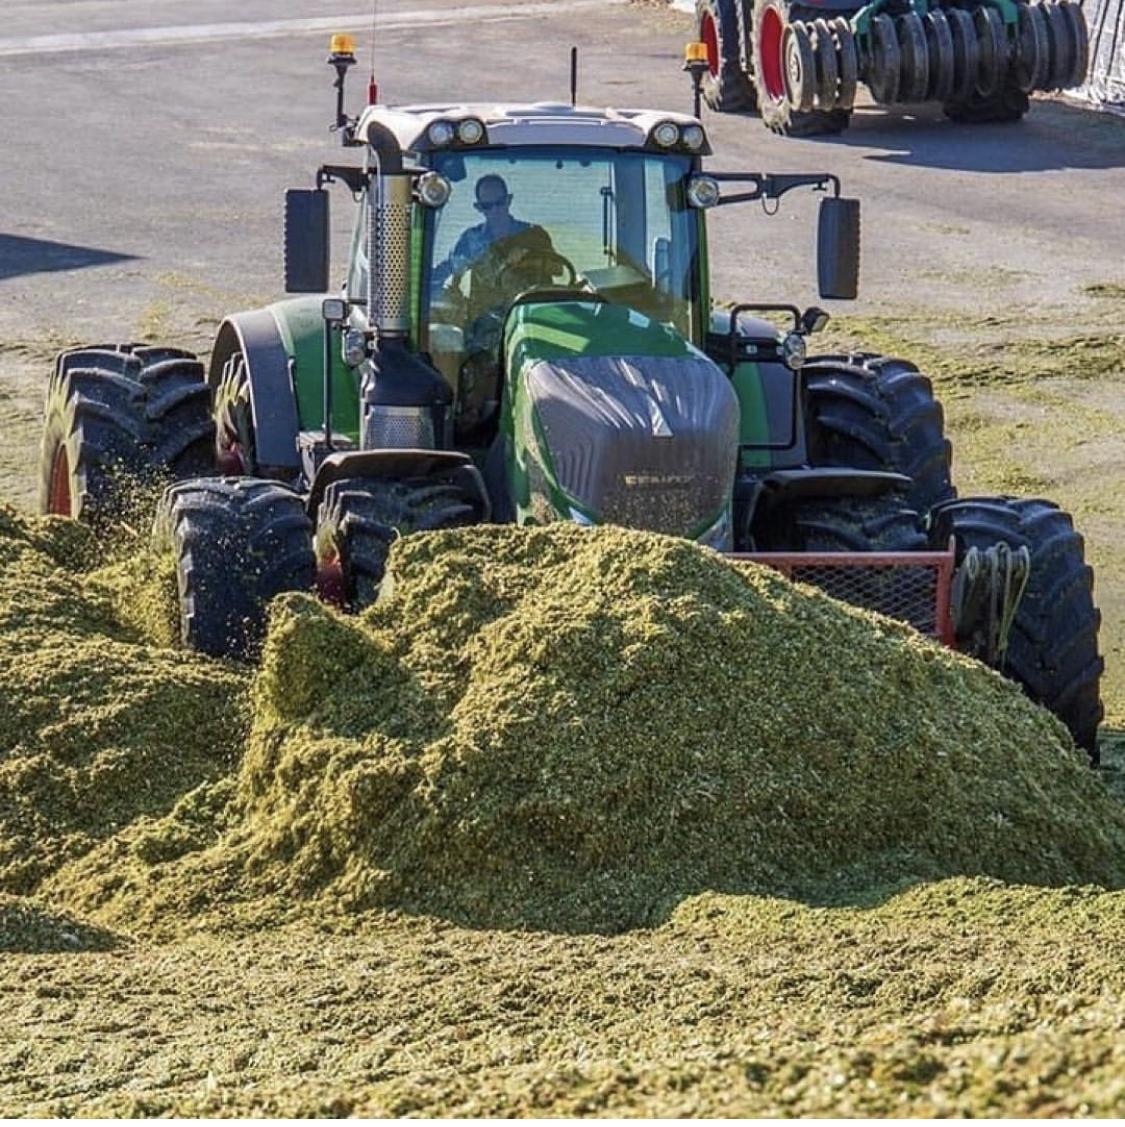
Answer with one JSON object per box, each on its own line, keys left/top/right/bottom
{"left": 2, "top": 506, "right": 1124, "bottom": 934}
{"left": 0, "top": 504, "right": 250, "bottom": 895}
{"left": 228, "top": 525, "right": 1125, "bottom": 931}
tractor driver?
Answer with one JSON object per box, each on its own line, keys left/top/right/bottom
{"left": 434, "top": 174, "right": 565, "bottom": 321}
{"left": 432, "top": 175, "right": 573, "bottom": 435}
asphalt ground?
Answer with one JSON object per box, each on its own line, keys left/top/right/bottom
{"left": 2, "top": 0, "right": 1122, "bottom": 355}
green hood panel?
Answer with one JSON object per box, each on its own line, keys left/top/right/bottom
{"left": 505, "top": 300, "right": 703, "bottom": 377}
{"left": 501, "top": 300, "right": 739, "bottom": 543}
{"left": 266, "top": 296, "right": 360, "bottom": 441}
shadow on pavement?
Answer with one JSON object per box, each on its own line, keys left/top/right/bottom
{"left": 815, "top": 98, "right": 1125, "bottom": 173}
{"left": 0, "top": 233, "right": 136, "bottom": 282}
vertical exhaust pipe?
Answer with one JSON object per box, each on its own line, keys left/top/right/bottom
{"left": 361, "top": 120, "right": 451, "bottom": 450}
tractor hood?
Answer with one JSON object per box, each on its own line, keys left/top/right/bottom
{"left": 504, "top": 301, "right": 740, "bottom": 543}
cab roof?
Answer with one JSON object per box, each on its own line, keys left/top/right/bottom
{"left": 355, "top": 101, "right": 712, "bottom": 157}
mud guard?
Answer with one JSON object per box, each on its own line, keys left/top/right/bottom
{"left": 208, "top": 309, "right": 302, "bottom": 472}
{"left": 739, "top": 466, "right": 913, "bottom": 535}
{"left": 306, "top": 449, "right": 491, "bottom": 522}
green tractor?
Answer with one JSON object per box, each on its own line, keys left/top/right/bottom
{"left": 39, "top": 38, "right": 1101, "bottom": 758}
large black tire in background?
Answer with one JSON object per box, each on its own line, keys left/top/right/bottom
{"left": 751, "top": 0, "right": 850, "bottom": 135}
{"left": 39, "top": 344, "right": 214, "bottom": 525}
{"left": 804, "top": 353, "right": 956, "bottom": 516}
{"left": 157, "top": 477, "right": 315, "bottom": 660}
{"left": 930, "top": 496, "right": 1103, "bottom": 760}
{"left": 315, "top": 477, "right": 484, "bottom": 611}
{"left": 697, "top": 0, "right": 758, "bottom": 111}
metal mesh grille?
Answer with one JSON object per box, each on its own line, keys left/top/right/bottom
{"left": 370, "top": 176, "right": 411, "bottom": 333}
{"left": 732, "top": 550, "right": 956, "bottom": 643}
{"left": 363, "top": 405, "right": 435, "bottom": 450}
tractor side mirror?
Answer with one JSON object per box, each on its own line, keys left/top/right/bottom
{"left": 816, "top": 197, "right": 860, "bottom": 300}
{"left": 284, "top": 188, "right": 330, "bottom": 293}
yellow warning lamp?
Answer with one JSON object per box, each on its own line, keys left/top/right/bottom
{"left": 327, "top": 33, "right": 358, "bottom": 143}
{"left": 329, "top": 32, "right": 357, "bottom": 59}
{"left": 683, "top": 41, "right": 710, "bottom": 118}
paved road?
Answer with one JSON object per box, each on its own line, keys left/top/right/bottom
{"left": 1, "top": 0, "right": 1123, "bottom": 503}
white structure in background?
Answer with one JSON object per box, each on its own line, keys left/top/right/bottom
{"left": 1076, "top": 0, "right": 1124, "bottom": 112}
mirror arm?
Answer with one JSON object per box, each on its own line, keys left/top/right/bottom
{"left": 708, "top": 171, "right": 841, "bottom": 207}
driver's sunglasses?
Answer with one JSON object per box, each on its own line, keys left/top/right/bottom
{"left": 475, "top": 195, "right": 511, "bottom": 212}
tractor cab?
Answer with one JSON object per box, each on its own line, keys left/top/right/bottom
{"left": 331, "top": 103, "right": 713, "bottom": 449}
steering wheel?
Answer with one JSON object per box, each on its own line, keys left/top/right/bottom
{"left": 495, "top": 246, "right": 578, "bottom": 292}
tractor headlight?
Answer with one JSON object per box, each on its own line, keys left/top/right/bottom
{"left": 426, "top": 120, "right": 455, "bottom": 147}
{"left": 456, "top": 118, "right": 486, "bottom": 144}
{"left": 781, "top": 331, "right": 807, "bottom": 370}
{"left": 682, "top": 124, "right": 706, "bottom": 151}
{"left": 687, "top": 174, "right": 721, "bottom": 209}
{"left": 652, "top": 120, "right": 681, "bottom": 148}
{"left": 417, "top": 171, "right": 452, "bottom": 208}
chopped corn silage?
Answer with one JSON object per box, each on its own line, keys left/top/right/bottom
{"left": 48, "top": 522, "right": 1125, "bottom": 934}
{"left": 4, "top": 504, "right": 1125, "bottom": 1117}
{"left": 0, "top": 504, "right": 249, "bottom": 895}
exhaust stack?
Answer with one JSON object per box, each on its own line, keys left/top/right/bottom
{"left": 361, "top": 120, "right": 451, "bottom": 450}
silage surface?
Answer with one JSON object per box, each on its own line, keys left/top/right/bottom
{"left": 0, "top": 503, "right": 249, "bottom": 894}
{"left": 3, "top": 507, "right": 1125, "bottom": 1115}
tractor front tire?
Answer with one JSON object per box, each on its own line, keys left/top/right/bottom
{"left": 39, "top": 344, "right": 213, "bottom": 526}
{"left": 757, "top": 492, "right": 927, "bottom": 553}
{"left": 698, "top": 0, "right": 758, "bottom": 112}
{"left": 158, "top": 477, "right": 315, "bottom": 660}
{"left": 804, "top": 353, "right": 956, "bottom": 515}
{"left": 930, "top": 497, "right": 1103, "bottom": 760}
{"left": 315, "top": 476, "right": 483, "bottom": 611}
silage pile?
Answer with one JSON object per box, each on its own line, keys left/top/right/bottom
{"left": 3, "top": 505, "right": 1124, "bottom": 934}
{"left": 50, "top": 522, "right": 1125, "bottom": 934}
{"left": 0, "top": 504, "right": 249, "bottom": 896}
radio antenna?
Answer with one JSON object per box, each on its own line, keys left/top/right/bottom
{"left": 368, "top": 0, "right": 379, "bottom": 104}
{"left": 570, "top": 46, "right": 578, "bottom": 107}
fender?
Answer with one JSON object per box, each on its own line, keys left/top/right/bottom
{"left": 208, "top": 308, "right": 302, "bottom": 471}
{"left": 208, "top": 296, "right": 360, "bottom": 472}
{"left": 306, "top": 449, "right": 491, "bottom": 522}
{"left": 761, "top": 467, "right": 912, "bottom": 500}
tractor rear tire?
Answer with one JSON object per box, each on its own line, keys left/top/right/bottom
{"left": 929, "top": 497, "right": 1103, "bottom": 760}
{"left": 698, "top": 0, "right": 758, "bottom": 112}
{"left": 315, "top": 476, "right": 482, "bottom": 611}
{"left": 157, "top": 477, "right": 315, "bottom": 660}
{"left": 751, "top": 0, "right": 851, "bottom": 135}
{"left": 39, "top": 344, "right": 213, "bottom": 526}
{"left": 804, "top": 354, "right": 955, "bottom": 516}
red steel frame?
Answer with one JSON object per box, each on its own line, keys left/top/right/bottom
{"left": 728, "top": 541, "right": 957, "bottom": 647}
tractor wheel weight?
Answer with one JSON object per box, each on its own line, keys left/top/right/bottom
{"left": 832, "top": 17, "right": 859, "bottom": 110}
{"left": 896, "top": 11, "right": 930, "bottom": 101}
{"left": 973, "top": 6, "right": 1006, "bottom": 99}
{"left": 1014, "top": 2, "right": 1050, "bottom": 93}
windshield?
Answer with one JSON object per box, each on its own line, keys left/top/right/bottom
{"left": 419, "top": 147, "right": 700, "bottom": 412}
